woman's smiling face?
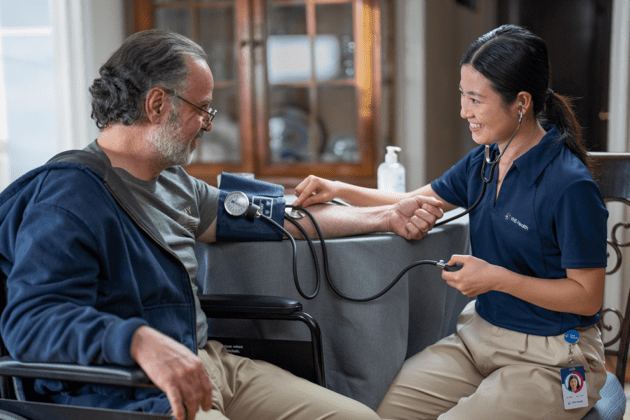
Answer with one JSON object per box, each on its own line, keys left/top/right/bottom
{"left": 459, "top": 64, "right": 519, "bottom": 148}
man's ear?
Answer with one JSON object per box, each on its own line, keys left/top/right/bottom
{"left": 145, "top": 87, "right": 171, "bottom": 124}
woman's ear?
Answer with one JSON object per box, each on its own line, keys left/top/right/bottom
{"left": 516, "top": 91, "right": 533, "bottom": 116}
{"left": 145, "top": 87, "right": 171, "bottom": 124}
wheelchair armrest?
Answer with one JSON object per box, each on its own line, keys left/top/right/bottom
{"left": 0, "top": 356, "right": 154, "bottom": 388}
{"left": 198, "top": 294, "right": 303, "bottom": 317}
{"left": 198, "top": 294, "right": 326, "bottom": 386}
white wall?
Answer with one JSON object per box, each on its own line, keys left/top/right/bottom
{"left": 53, "top": 0, "right": 125, "bottom": 151}
{"left": 608, "top": 0, "right": 630, "bottom": 154}
{"left": 396, "top": 0, "right": 497, "bottom": 190}
{"left": 395, "top": 0, "right": 426, "bottom": 191}
{"left": 85, "top": 0, "right": 126, "bottom": 142}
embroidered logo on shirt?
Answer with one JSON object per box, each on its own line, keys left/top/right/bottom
{"left": 505, "top": 212, "right": 529, "bottom": 231}
{"left": 177, "top": 206, "right": 197, "bottom": 233}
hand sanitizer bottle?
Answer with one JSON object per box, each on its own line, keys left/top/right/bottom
{"left": 377, "top": 146, "right": 406, "bottom": 192}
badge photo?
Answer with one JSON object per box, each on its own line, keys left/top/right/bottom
{"left": 561, "top": 366, "right": 588, "bottom": 410}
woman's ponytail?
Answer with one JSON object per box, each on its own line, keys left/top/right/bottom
{"left": 543, "top": 89, "right": 589, "bottom": 168}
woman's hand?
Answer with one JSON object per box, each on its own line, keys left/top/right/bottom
{"left": 293, "top": 175, "right": 340, "bottom": 207}
{"left": 442, "top": 257, "right": 605, "bottom": 315}
{"left": 441, "top": 255, "right": 501, "bottom": 297}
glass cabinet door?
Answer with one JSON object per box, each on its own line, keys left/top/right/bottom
{"left": 264, "top": 2, "right": 358, "bottom": 163}
{"left": 256, "top": 0, "right": 378, "bottom": 183}
{"left": 133, "top": 0, "right": 382, "bottom": 187}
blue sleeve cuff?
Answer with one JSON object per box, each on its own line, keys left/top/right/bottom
{"left": 102, "top": 317, "right": 150, "bottom": 366}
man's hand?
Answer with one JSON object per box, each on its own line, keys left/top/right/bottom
{"left": 388, "top": 196, "right": 443, "bottom": 239}
{"left": 130, "top": 326, "right": 213, "bottom": 420}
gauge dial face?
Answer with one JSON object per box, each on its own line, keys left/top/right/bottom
{"left": 224, "top": 191, "right": 250, "bottom": 216}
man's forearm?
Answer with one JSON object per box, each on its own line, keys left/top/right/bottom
{"left": 285, "top": 195, "right": 443, "bottom": 240}
{"left": 285, "top": 203, "right": 390, "bottom": 239}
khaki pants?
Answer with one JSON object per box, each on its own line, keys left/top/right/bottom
{"left": 376, "top": 301, "right": 607, "bottom": 420}
{"left": 188, "top": 340, "right": 380, "bottom": 420}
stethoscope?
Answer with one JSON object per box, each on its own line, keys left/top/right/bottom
{"left": 434, "top": 104, "right": 523, "bottom": 227}
{"left": 221, "top": 105, "right": 523, "bottom": 301}
{"left": 224, "top": 192, "right": 462, "bottom": 302}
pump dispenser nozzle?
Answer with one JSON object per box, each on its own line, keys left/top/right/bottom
{"left": 385, "top": 146, "right": 401, "bottom": 163}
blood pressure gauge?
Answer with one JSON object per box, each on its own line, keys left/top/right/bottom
{"left": 224, "top": 191, "right": 250, "bottom": 216}
{"left": 224, "top": 191, "right": 259, "bottom": 219}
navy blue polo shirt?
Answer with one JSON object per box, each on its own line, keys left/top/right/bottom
{"left": 431, "top": 125, "right": 608, "bottom": 336}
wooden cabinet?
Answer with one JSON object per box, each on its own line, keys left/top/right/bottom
{"left": 133, "top": 0, "right": 389, "bottom": 188}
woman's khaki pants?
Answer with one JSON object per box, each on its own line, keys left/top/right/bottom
{"left": 376, "top": 301, "right": 607, "bottom": 420}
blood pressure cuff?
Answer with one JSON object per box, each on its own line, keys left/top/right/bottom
{"left": 216, "top": 172, "right": 286, "bottom": 241}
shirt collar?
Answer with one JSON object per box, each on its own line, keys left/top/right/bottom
{"left": 86, "top": 140, "right": 158, "bottom": 192}
{"left": 512, "top": 124, "right": 563, "bottom": 187}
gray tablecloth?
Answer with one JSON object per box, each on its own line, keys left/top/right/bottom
{"left": 194, "top": 211, "right": 471, "bottom": 409}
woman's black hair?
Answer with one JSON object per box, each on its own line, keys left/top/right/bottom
{"left": 460, "top": 25, "right": 589, "bottom": 167}
{"left": 568, "top": 375, "right": 580, "bottom": 390}
{"left": 89, "top": 29, "right": 207, "bottom": 130}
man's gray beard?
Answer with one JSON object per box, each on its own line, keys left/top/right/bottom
{"left": 150, "top": 110, "right": 196, "bottom": 168}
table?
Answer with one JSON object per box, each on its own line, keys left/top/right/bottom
{"left": 194, "top": 210, "right": 471, "bottom": 409}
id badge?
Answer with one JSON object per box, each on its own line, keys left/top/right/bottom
{"left": 561, "top": 366, "right": 588, "bottom": 410}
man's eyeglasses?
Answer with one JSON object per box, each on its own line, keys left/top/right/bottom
{"left": 162, "top": 88, "right": 217, "bottom": 129}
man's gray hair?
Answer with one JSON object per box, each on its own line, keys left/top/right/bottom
{"left": 89, "top": 29, "right": 207, "bottom": 130}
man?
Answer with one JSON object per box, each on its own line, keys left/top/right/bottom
{"left": 0, "top": 30, "right": 442, "bottom": 420}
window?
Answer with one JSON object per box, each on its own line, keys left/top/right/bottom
{"left": 0, "top": 0, "right": 57, "bottom": 190}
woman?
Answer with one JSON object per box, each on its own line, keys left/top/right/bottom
{"left": 293, "top": 25, "right": 607, "bottom": 419}
{"left": 569, "top": 375, "right": 581, "bottom": 393}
